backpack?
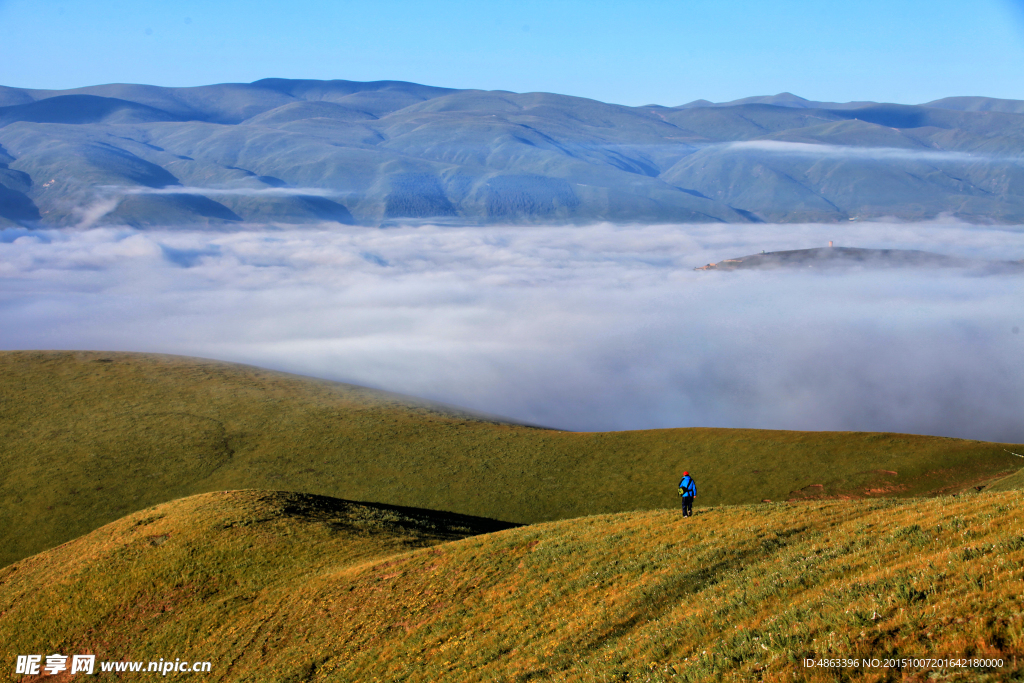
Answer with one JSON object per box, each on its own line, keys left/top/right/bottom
{"left": 678, "top": 475, "right": 693, "bottom": 496}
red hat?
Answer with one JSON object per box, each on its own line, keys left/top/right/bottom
{"left": 683, "top": 471, "right": 689, "bottom": 475}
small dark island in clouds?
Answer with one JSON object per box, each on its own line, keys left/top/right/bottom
{"left": 693, "top": 245, "right": 1024, "bottom": 273}
{"left": 2, "top": 79, "right": 1024, "bottom": 228}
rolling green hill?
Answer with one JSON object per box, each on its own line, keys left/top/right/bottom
{"left": 988, "top": 462, "right": 1024, "bottom": 492}
{"left": 2, "top": 488, "right": 1021, "bottom": 681}
{"left": 1, "top": 350, "right": 1021, "bottom": 569}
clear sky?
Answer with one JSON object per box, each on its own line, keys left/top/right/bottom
{"left": 3, "top": 0, "right": 1024, "bottom": 106}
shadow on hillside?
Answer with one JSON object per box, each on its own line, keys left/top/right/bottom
{"left": 261, "top": 491, "right": 523, "bottom": 541}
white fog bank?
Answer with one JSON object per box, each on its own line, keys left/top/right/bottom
{"left": 2, "top": 220, "right": 1022, "bottom": 442}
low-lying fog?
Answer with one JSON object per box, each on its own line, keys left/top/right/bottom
{"left": 2, "top": 220, "right": 1022, "bottom": 442}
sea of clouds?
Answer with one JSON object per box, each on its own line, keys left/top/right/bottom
{"left": 2, "top": 219, "right": 1022, "bottom": 442}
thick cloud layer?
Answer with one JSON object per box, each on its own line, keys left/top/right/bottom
{"left": 2, "top": 221, "right": 1023, "bottom": 442}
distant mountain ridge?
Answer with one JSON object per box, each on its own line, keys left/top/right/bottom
{"left": 675, "top": 92, "right": 880, "bottom": 110}
{"left": 1, "top": 79, "right": 1024, "bottom": 227}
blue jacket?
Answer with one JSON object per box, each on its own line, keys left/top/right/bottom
{"left": 679, "top": 475, "right": 696, "bottom": 497}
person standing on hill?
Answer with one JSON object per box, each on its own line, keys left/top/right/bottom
{"left": 678, "top": 471, "right": 696, "bottom": 517}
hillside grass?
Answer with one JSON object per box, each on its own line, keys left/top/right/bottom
{"left": 1, "top": 489, "right": 1021, "bottom": 681}
{"left": 2, "top": 350, "right": 1021, "bottom": 568}
{"left": 989, "top": 460, "right": 1024, "bottom": 493}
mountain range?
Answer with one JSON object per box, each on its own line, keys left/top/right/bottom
{"left": 2, "top": 79, "right": 1024, "bottom": 227}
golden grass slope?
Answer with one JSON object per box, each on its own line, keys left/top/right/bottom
{"left": 0, "top": 490, "right": 517, "bottom": 679}
{"left": 2, "top": 350, "right": 1022, "bottom": 568}
{"left": 1, "top": 490, "right": 1022, "bottom": 681}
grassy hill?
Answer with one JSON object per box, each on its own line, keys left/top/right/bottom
{"left": 2, "top": 350, "right": 1021, "bottom": 568}
{"left": 1, "top": 488, "right": 1021, "bottom": 681}
{"left": 989, "top": 463, "right": 1024, "bottom": 492}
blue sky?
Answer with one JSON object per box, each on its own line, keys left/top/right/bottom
{"left": 2, "top": 0, "right": 1024, "bottom": 106}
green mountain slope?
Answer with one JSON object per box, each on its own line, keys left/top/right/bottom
{"left": 1, "top": 350, "right": 1021, "bottom": 569}
{"left": 2, "top": 489, "right": 1021, "bottom": 681}
{"left": 988, "top": 462, "right": 1024, "bottom": 492}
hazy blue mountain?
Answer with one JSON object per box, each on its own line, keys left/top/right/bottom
{"left": 676, "top": 92, "right": 879, "bottom": 110}
{"left": 1, "top": 79, "right": 1023, "bottom": 228}
{"left": 0, "top": 95, "right": 186, "bottom": 126}
{"left": 924, "top": 96, "right": 1024, "bottom": 114}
